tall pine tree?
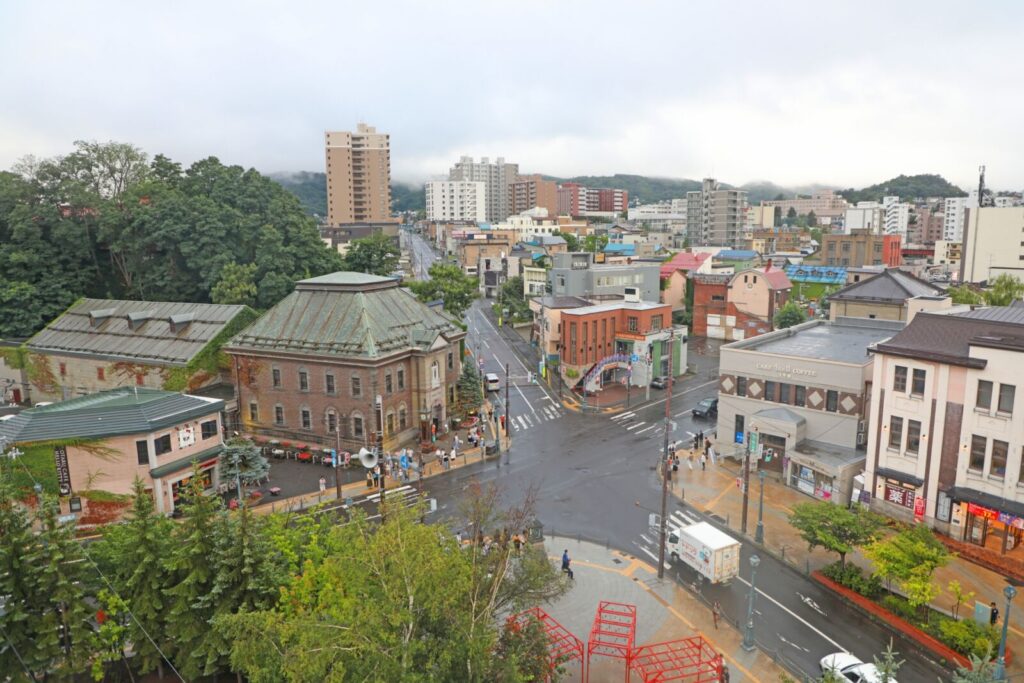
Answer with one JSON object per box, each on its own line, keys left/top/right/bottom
{"left": 163, "top": 465, "right": 221, "bottom": 679}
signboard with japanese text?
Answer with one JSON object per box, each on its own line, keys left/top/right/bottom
{"left": 54, "top": 446, "right": 72, "bottom": 496}
{"left": 884, "top": 482, "right": 915, "bottom": 509}
{"left": 914, "top": 496, "right": 925, "bottom": 521}
{"left": 178, "top": 424, "right": 196, "bottom": 449}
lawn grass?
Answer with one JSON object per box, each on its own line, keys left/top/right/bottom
{"left": 2, "top": 442, "right": 59, "bottom": 494}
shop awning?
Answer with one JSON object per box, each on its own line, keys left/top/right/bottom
{"left": 947, "top": 486, "right": 1024, "bottom": 519}
{"left": 149, "top": 445, "right": 224, "bottom": 479}
{"left": 875, "top": 467, "right": 924, "bottom": 488}
{"left": 790, "top": 440, "right": 864, "bottom": 477}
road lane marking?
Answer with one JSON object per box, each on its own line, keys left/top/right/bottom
{"left": 517, "top": 416, "right": 528, "bottom": 430}
{"left": 625, "top": 422, "right": 647, "bottom": 431}
{"left": 612, "top": 412, "right": 636, "bottom": 421}
{"left": 735, "top": 575, "right": 847, "bottom": 652}
{"left": 636, "top": 424, "right": 659, "bottom": 434}
{"left": 514, "top": 382, "right": 540, "bottom": 418}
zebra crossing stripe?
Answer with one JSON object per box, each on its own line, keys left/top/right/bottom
{"left": 625, "top": 421, "right": 646, "bottom": 431}
{"left": 517, "top": 416, "right": 528, "bottom": 430}
{"left": 612, "top": 411, "right": 636, "bottom": 421}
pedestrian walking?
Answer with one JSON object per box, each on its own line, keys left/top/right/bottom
{"left": 711, "top": 601, "right": 721, "bottom": 629}
{"left": 704, "top": 437, "right": 711, "bottom": 457}
{"left": 991, "top": 601, "right": 1000, "bottom": 625}
{"left": 561, "top": 549, "right": 574, "bottom": 579}
{"left": 698, "top": 429, "right": 704, "bottom": 446}
{"left": 700, "top": 452, "right": 707, "bottom": 471}
{"left": 513, "top": 534, "right": 523, "bottom": 554}
{"left": 442, "top": 449, "right": 450, "bottom": 470}
{"left": 318, "top": 476, "right": 326, "bottom": 493}
{"left": 687, "top": 454, "right": 694, "bottom": 470}
{"left": 720, "top": 663, "right": 730, "bottom": 683}
{"left": 366, "top": 469, "right": 374, "bottom": 489}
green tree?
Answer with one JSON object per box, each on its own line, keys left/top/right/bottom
{"left": 809, "top": 227, "right": 823, "bottom": 244}
{"left": 948, "top": 284, "right": 983, "bottom": 305}
{"left": 88, "top": 590, "right": 132, "bottom": 682}
{"left": 164, "top": 465, "right": 222, "bottom": 679}
{"left": 489, "top": 613, "right": 566, "bottom": 683}
{"left": 109, "top": 478, "right": 176, "bottom": 675}
{"left": 220, "top": 437, "right": 272, "bottom": 490}
{"left": 457, "top": 356, "right": 484, "bottom": 419}
{"left": 948, "top": 579, "right": 975, "bottom": 620}
{"left": 498, "top": 276, "right": 532, "bottom": 322}
{"left": 952, "top": 649, "right": 999, "bottom": 682}
{"left": 982, "top": 273, "right": 1024, "bottom": 306}
{"left": 211, "top": 261, "right": 259, "bottom": 307}
{"left": 788, "top": 502, "right": 884, "bottom": 567}
{"left": 872, "top": 641, "right": 903, "bottom": 682}
{"left": 583, "top": 234, "right": 609, "bottom": 253}
{"left": 559, "top": 231, "right": 580, "bottom": 251}
{"left": 341, "top": 231, "right": 400, "bottom": 276}
{"left": 807, "top": 210, "right": 818, "bottom": 227}
{"left": 864, "top": 525, "right": 949, "bottom": 615}
{"left": 408, "top": 263, "right": 479, "bottom": 319}
{"left": 774, "top": 301, "right": 808, "bottom": 329}
{"left": 200, "top": 503, "right": 285, "bottom": 676}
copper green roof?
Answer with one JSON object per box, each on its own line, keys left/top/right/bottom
{"left": 0, "top": 388, "right": 224, "bottom": 444}
{"left": 226, "top": 271, "right": 464, "bottom": 359}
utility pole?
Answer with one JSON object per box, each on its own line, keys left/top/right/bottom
{"left": 334, "top": 424, "right": 342, "bottom": 501}
{"left": 741, "top": 430, "right": 756, "bottom": 534}
{"left": 505, "top": 362, "right": 511, "bottom": 464}
{"left": 375, "top": 393, "right": 385, "bottom": 520}
{"left": 657, "top": 329, "right": 675, "bottom": 580}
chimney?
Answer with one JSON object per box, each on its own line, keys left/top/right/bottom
{"left": 89, "top": 307, "right": 117, "bottom": 328}
{"left": 169, "top": 312, "right": 195, "bottom": 334}
{"left": 127, "top": 310, "right": 155, "bottom": 331}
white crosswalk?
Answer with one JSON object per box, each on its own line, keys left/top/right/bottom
{"left": 633, "top": 507, "right": 704, "bottom": 569}
{"left": 615, "top": 412, "right": 679, "bottom": 441}
{"left": 508, "top": 404, "right": 567, "bottom": 432}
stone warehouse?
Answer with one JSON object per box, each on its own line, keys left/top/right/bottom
{"left": 225, "top": 272, "right": 466, "bottom": 451}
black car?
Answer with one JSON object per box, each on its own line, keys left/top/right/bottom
{"left": 650, "top": 376, "right": 669, "bottom": 389}
{"left": 692, "top": 398, "right": 718, "bottom": 419}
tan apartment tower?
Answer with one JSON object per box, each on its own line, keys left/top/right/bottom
{"left": 325, "top": 124, "right": 392, "bottom": 225}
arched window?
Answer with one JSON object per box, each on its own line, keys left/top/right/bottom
{"left": 398, "top": 404, "right": 408, "bottom": 430}
{"left": 325, "top": 408, "right": 338, "bottom": 433}
{"left": 274, "top": 404, "right": 285, "bottom": 425}
{"left": 351, "top": 412, "right": 365, "bottom": 439}
{"left": 300, "top": 405, "right": 312, "bottom": 430}
{"left": 431, "top": 361, "right": 440, "bottom": 387}
{"left": 386, "top": 410, "right": 395, "bottom": 435}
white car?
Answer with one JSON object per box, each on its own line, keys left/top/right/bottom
{"left": 820, "top": 653, "right": 895, "bottom": 683}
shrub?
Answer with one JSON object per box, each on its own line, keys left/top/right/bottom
{"left": 881, "top": 595, "right": 917, "bottom": 622}
{"left": 821, "top": 561, "right": 882, "bottom": 599}
{"left": 938, "top": 618, "right": 999, "bottom": 658}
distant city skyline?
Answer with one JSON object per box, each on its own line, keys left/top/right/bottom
{"left": 1, "top": 1, "right": 1022, "bottom": 190}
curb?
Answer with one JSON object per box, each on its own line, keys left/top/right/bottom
{"left": 810, "top": 571, "right": 971, "bottom": 670}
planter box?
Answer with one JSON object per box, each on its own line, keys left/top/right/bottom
{"left": 811, "top": 570, "right": 971, "bottom": 669}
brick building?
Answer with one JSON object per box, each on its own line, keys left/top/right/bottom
{"left": 692, "top": 264, "right": 792, "bottom": 340}
{"left": 225, "top": 272, "right": 466, "bottom": 451}
{"left": 819, "top": 229, "right": 902, "bottom": 268}
{"left": 509, "top": 174, "right": 558, "bottom": 218}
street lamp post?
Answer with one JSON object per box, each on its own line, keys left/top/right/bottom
{"left": 657, "top": 330, "right": 675, "bottom": 580}
{"left": 996, "top": 584, "right": 1017, "bottom": 680}
{"left": 742, "top": 555, "right": 761, "bottom": 652}
{"left": 755, "top": 469, "right": 766, "bottom": 544}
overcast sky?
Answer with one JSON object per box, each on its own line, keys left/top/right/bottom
{"left": 1, "top": 1, "right": 1022, "bottom": 190}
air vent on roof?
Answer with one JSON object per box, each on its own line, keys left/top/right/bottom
{"left": 89, "top": 308, "right": 118, "bottom": 327}
{"left": 169, "top": 312, "right": 195, "bottom": 334}
{"left": 127, "top": 310, "right": 155, "bottom": 331}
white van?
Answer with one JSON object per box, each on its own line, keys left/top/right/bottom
{"left": 485, "top": 373, "right": 501, "bottom": 392}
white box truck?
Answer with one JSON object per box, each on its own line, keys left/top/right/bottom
{"left": 667, "top": 521, "right": 741, "bottom": 584}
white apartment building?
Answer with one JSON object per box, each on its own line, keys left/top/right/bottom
{"left": 865, "top": 307, "right": 1024, "bottom": 556}
{"left": 960, "top": 206, "right": 1024, "bottom": 283}
{"left": 424, "top": 180, "right": 486, "bottom": 222}
{"left": 943, "top": 196, "right": 975, "bottom": 241}
{"left": 448, "top": 156, "right": 519, "bottom": 223}
{"left": 883, "top": 196, "right": 910, "bottom": 237}
{"left": 844, "top": 202, "right": 885, "bottom": 234}
{"left": 491, "top": 212, "right": 561, "bottom": 243}
{"left": 628, "top": 202, "right": 686, "bottom": 222}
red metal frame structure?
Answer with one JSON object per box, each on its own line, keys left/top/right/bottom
{"left": 628, "top": 636, "right": 724, "bottom": 683}
{"left": 587, "top": 601, "right": 637, "bottom": 683}
{"left": 509, "top": 607, "right": 584, "bottom": 681}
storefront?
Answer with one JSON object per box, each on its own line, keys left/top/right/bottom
{"left": 787, "top": 442, "right": 864, "bottom": 506}
{"left": 948, "top": 487, "right": 1024, "bottom": 556}
{"left": 873, "top": 468, "right": 925, "bottom": 523}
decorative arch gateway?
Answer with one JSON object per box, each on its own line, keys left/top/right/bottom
{"left": 628, "top": 636, "right": 723, "bottom": 683}
{"left": 509, "top": 607, "right": 584, "bottom": 681}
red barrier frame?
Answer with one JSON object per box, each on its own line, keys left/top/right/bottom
{"left": 629, "top": 636, "right": 723, "bottom": 682}
{"left": 510, "top": 607, "right": 584, "bottom": 681}
{"left": 587, "top": 601, "right": 637, "bottom": 682}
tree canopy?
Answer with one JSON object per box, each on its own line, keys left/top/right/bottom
{"left": 408, "top": 263, "right": 479, "bottom": 319}
{"left": 0, "top": 141, "right": 343, "bottom": 337}
{"left": 788, "top": 502, "right": 883, "bottom": 567}
{"left": 340, "top": 231, "right": 400, "bottom": 276}
{"left": 774, "top": 301, "right": 808, "bottom": 329}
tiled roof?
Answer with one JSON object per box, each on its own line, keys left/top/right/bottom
{"left": 956, "top": 304, "right": 1024, "bottom": 324}
{"left": 716, "top": 249, "right": 758, "bottom": 260}
{"left": 0, "top": 388, "right": 223, "bottom": 444}
{"left": 758, "top": 266, "right": 792, "bottom": 290}
{"left": 660, "top": 252, "right": 710, "bottom": 278}
{"left": 226, "top": 271, "right": 464, "bottom": 359}
{"left": 873, "top": 308, "right": 1024, "bottom": 367}
{"left": 829, "top": 269, "right": 944, "bottom": 303}
{"left": 27, "top": 299, "right": 250, "bottom": 367}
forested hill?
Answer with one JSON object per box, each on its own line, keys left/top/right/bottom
{"left": 0, "top": 142, "right": 343, "bottom": 338}
{"left": 839, "top": 174, "right": 967, "bottom": 203}
{"left": 269, "top": 172, "right": 425, "bottom": 216}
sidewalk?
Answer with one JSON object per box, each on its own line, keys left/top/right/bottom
{"left": 541, "top": 536, "right": 787, "bottom": 682}
{"left": 668, "top": 449, "right": 1022, "bottom": 675}
{"left": 253, "top": 414, "right": 511, "bottom": 516}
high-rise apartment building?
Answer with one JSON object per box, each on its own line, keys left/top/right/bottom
{"left": 424, "top": 181, "right": 487, "bottom": 222}
{"left": 844, "top": 202, "right": 885, "bottom": 234}
{"left": 509, "top": 174, "right": 558, "bottom": 217}
{"left": 557, "top": 183, "right": 630, "bottom": 216}
{"left": 883, "top": 196, "right": 910, "bottom": 237}
{"left": 685, "top": 178, "right": 747, "bottom": 247}
{"left": 448, "top": 156, "right": 519, "bottom": 222}
{"left": 325, "top": 124, "right": 392, "bottom": 225}
{"left": 943, "top": 195, "right": 977, "bottom": 241}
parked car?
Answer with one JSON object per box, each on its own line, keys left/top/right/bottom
{"left": 650, "top": 376, "right": 669, "bottom": 389}
{"left": 820, "top": 653, "right": 893, "bottom": 683}
{"left": 692, "top": 398, "right": 718, "bottom": 419}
